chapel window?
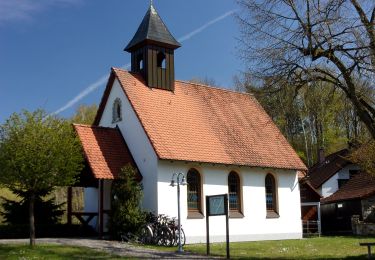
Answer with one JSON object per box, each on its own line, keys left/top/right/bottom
{"left": 228, "top": 171, "right": 242, "bottom": 215}
{"left": 187, "top": 169, "right": 203, "bottom": 217}
{"left": 112, "top": 98, "right": 122, "bottom": 123}
{"left": 265, "top": 174, "right": 279, "bottom": 218}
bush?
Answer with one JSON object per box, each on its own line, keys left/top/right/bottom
{"left": 108, "top": 164, "right": 146, "bottom": 240}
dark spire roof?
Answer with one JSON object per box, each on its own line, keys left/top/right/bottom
{"left": 124, "top": 3, "right": 181, "bottom": 52}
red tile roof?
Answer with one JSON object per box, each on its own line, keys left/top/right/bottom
{"left": 74, "top": 124, "right": 141, "bottom": 180}
{"left": 95, "top": 68, "right": 306, "bottom": 170}
{"left": 321, "top": 172, "right": 375, "bottom": 204}
{"left": 308, "top": 149, "right": 350, "bottom": 188}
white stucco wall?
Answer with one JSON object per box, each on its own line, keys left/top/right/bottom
{"left": 321, "top": 164, "right": 360, "bottom": 197}
{"left": 84, "top": 187, "right": 98, "bottom": 227}
{"left": 85, "top": 79, "right": 303, "bottom": 242}
{"left": 83, "top": 180, "right": 112, "bottom": 231}
{"left": 157, "top": 160, "right": 302, "bottom": 243}
{"left": 98, "top": 79, "right": 159, "bottom": 212}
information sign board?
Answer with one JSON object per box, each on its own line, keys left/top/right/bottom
{"left": 206, "top": 194, "right": 230, "bottom": 259}
{"left": 208, "top": 195, "right": 225, "bottom": 216}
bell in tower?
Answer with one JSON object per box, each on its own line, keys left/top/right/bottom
{"left": 124, "top": 3, "right": 181, "bottom": 91}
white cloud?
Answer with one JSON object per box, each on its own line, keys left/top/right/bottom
{"left": 0, "top": 0, "right": 81, "bottom": 24}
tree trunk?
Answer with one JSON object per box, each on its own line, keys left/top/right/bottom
{"left": 29, "top": 192, "right": 35, "bottom": 246}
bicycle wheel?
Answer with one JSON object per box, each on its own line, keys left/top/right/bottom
{"left": 139, "top": 224, "right": 153, "bottom": 244}
{"left": 156, "top": 226, "right": 173, "bottom": 246}
{"left": 175, "top": 228, "right": 186, "bottom": 246}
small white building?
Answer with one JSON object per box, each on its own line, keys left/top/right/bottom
{"left": 307, "top": 149, "right": 360, "bottom": 198}
{"left": 74, "top": 3, "right": 306, "bottom": 243}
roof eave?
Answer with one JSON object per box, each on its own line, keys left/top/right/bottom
{"left": 124, "top": 39, "right": 181, "bottom": 52}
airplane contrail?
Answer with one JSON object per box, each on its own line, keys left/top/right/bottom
{"left": 50, "top": 9, "right": 237, "bottom": 116}
{"left": 50, "top": 63, "right": 131, "bottom": 116}
{"left": 178, "top": 9, "right": 237, "bottom": 42}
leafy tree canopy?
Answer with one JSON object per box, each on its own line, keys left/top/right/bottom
{"left": 0, "top": 109, "right": 83, "bottom": 245}
{"left": 0, "top": 109, "right": 83, "bottom": 191}
{"left": 237, "top": 0, "right": 375, "bottom": 139}
{"left": 70, "top": 104, "right": 98, "bottom": 125}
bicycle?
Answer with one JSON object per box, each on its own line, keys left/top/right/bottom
{"left": 138, "top": 213, "right": 184, "bottom": 247}
{"left": 168, "top": 217, "right": 186, "bottom": 246}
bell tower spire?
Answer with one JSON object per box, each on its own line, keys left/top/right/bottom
{"left": 124, "top": 3, "right": 181, "bottom": 91}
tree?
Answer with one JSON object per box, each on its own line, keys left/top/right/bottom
{"left": 0, "top": 110, "right": 83, "bottom": 246}
{"left": 109, "top": 164, "right": 145, "bottom": 240}
{"left": 237, "top": 0, "right": 375, "bottom": 139}
{"left": 242, "top": 75, "right": 350, "bottom": 166}
{"left": 189, "top": 76, "right": 217, "bottom": 87}
{"left": 70, "top": 104, "right": 98, "bottom": 124}
{"left": 349, "top": 140, "right": 375, "bottom": 176}
{"left": 51, "top": 103, "right": 98, "bottom": 212}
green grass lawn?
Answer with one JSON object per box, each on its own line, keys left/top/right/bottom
{"left": 182, "top": 236, "right": 374, "bottom": 259}
{"left": 143, "top": 236, "right": 375, "bottom": 259}
{"left": 0, "top": 244, "right": 127, "bottom": 260}
{"left": 0, "top": 236, "right": 374, "bottom": 259}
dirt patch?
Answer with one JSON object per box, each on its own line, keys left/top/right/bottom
{"left": 0, "top": 238, "right": 220, "bottom": 259}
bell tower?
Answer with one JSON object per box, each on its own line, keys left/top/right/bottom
{"left": 124, "top": 3, "right": 181, "bottom": 91}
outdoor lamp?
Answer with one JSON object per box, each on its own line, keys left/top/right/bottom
{"left": 170, "top": 172, "right": 187, "bottom": 253}
{"left": 181, "top": 176, "right": 187, "bottom": 186}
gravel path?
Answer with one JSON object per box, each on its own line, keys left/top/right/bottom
{"left": 0, "top": 238, "right": 221, "bottom": 259}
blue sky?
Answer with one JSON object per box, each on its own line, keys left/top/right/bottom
{"left": 0, "top": 0, "right": 242, "bottom": 123}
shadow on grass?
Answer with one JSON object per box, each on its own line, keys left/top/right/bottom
{"left": 0, "top": 244, "right": 125, "bottom": 259}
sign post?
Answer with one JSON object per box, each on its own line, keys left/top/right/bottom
{"left": 206, "top": 194, "right": 230, "bottom": 259}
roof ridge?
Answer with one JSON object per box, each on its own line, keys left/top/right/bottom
{"left": 309, "top": 148, "right": 349, "bottom": 170}
{"left": 177, "top": 79, "right": 254, "bottom": 96}
{"left": 112, "top": 67, "right": 254, "bottom": 96}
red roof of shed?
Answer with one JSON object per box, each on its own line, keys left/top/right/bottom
{"left": 74, "top": 124, "right": 140, "bottom": 180}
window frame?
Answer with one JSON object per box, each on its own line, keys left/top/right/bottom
{"left": 157, "top": 51, "right": 166, "bottom": 69}
{"left": 136, "top": 53, "right": 144, "bottom": 71}
{"left": 186, "top": 168, "right": 204, "bottom": 219}
{"left": 228, "top": 171, "right": 244, "bottom": 218}
{"left": 265, "top": 173, "right": 279, "bottom": 218}
{"left": 112, "top": 98, "right": 122, "bottom": 123}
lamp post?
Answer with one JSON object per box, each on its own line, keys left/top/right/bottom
{"left": 170, "top": 172, "right": 187, "bottom": 253}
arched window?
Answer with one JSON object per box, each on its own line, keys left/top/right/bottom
{"left": 187, "top": 169, "right": 202, "bottom": 215}
{"left": 265, "top": 174, "right": 278, "bottom": 217}
{"left": 112, "top": 98, "right": 122, "bottom": 123}
{"left": 157, "top": 51, "right": 166, "bottom": 69}
{"left": 228, "top": 172, "right": 241, "bottom": 213}
{"left": 137, "top": 54, "right": 144, "bottom": 71}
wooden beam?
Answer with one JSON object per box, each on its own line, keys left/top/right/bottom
{"left": 99, "top": 179, "right": 104, "bottom": 239}
{"left": 67, "top": 187, "right": 72, "bottom": 225}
